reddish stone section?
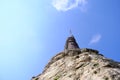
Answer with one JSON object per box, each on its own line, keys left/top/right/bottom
{"left": 64, "top": 35, "right": 79, "bottom": 50}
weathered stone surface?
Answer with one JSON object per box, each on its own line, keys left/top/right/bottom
{"left": 32, "top": 48, "right": 120, "bottom": 80}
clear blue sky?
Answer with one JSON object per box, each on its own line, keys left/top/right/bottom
{"left": 0, "top": 0, "right": 120, "bottom": 80}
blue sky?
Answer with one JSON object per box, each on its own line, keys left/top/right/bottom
{"left": 0, "top": 0, "right": 120, "bottom": 80}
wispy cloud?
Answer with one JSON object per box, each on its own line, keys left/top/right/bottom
{"left": 89, "top": 34, "right": 102, "bottom": 45}
{"left": 52, "top": 0, "right": 88, "bottom": 12}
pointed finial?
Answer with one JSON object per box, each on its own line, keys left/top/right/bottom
{"left": 64, "top": 32, "right": 79, "bottom": 50}
{"left": 69, "top": 29, "right": 73, "bottom": 36}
